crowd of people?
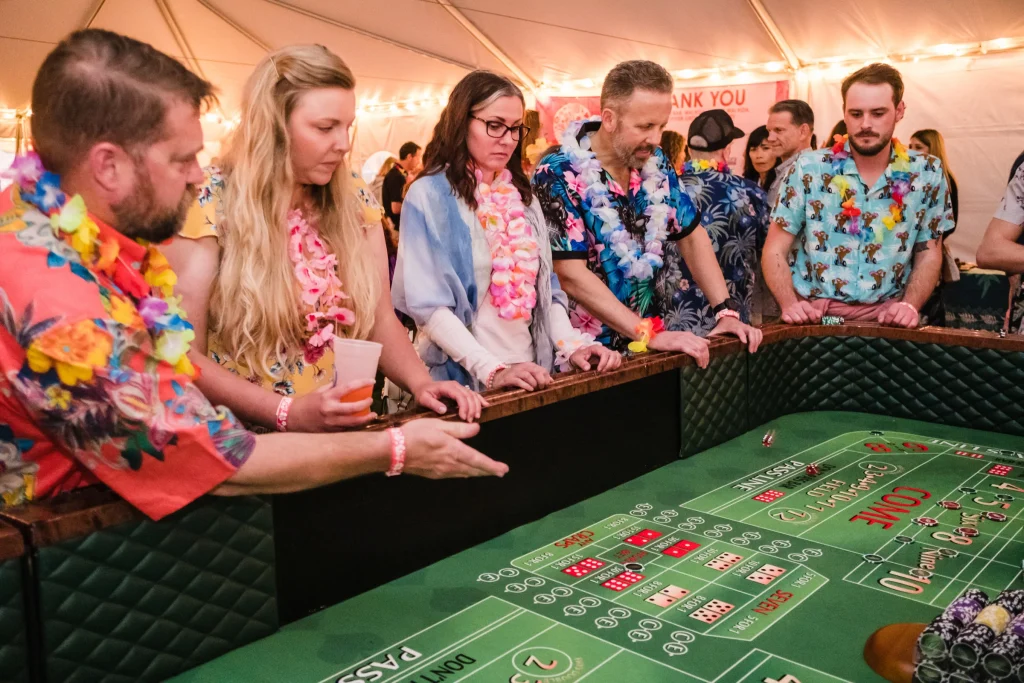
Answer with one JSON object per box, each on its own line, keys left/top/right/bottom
{"left": 0, "top": 28, "right": 1019, "bottom": 518}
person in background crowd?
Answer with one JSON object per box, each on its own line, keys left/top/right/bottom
{"left": 520, "top": 109, "right": 551, "bottom": 175}
{"left": 1009, "top": 150, "right": 1024, "bottom": 182}
{"left": 766, "top": 99, "right": 815, "bottom": 206}
{"left": 824, "top": 120, "right": 847, "bottom": 148}
{"left": 382, "top": 141, "right": 421, "bottom": 231}
{"left": 743, "top": 125, "right": 779, "bottom": 191}
{"left": 0, "top": 29, "right": 506, "bottom": 519}
{"left": 763, "top": 64, "right": 953, "bottom": 329}
{"left": 392, "top": 71, "right": 621, "bottom": 391}
{"left": 165, "top": 45, "right": 484, "bottom": 434}
{"left": 370, "top": 156, "right": 397, "bottom": 206}
{"left": 977, "top": 158, "right": 1024, "bottom": 333}
{"left": 909, "top": 129, "right": 959, "bottom": 226}
{"left": 660, "top": 130, "right": 687, "bottom": 173}
{"left": 657, "top": 110, "right": 769, "bottom": 340}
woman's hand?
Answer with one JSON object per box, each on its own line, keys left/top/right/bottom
{"left": 414, "top": 380, "right": 488, "bottom": 422}
{"left": 568, "top": 345, "right": 622, "bottom": 373}
{"left": 288, "top": 379, "right": 377, "bottom": 431}
{"left": 491, "top": 363, "right": 552, "bottom": 392}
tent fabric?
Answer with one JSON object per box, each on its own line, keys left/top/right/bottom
{"left": 1, "top": 0, "right": 1023, "bottom": 261}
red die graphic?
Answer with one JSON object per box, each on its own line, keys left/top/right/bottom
{"left": 662, "top": 539, "right": 702, "bottom": 557}
{"left": 988, "top": 465, "right": 1013, "bottom": 476}
{"left": 562, "top": 557, "right": 605, "bottom": 577}
{"left": 753, "top": 489, "right": 785, "bottom": 503}
{"left": 956, "top": 451, "right": 984, "bottom": 459}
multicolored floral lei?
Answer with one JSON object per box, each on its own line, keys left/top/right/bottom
{"left": 561, "top": 118, "right": 673, "bottom": 283}
{"left": 286, "top": 209, "right": 356, "bottom": 364}
{"left": 829, "top": 134, "right": 911, "bottom": 242}
{"left": 683, "top": 159, "right": 730, "bottom": 175}
{"left": 473, "top": 168, "right": 540, "bottom": 320}
{"left": 2, "top": 152, "right": 196, "bottom": 377}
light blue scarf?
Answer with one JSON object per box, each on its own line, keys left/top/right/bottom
{"left": 392, "top": 173, "right": 566, "bottom": 388}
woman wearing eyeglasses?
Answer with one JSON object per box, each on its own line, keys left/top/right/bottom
{"left": 162, "top": 46, "right": 486, "bottom": 433}
{"left": 392, "top": 71, "right": 621, "bottom": 392}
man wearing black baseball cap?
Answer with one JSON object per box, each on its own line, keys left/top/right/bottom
{"left": 656, "top": 109, "right": 770, "bottom": 336}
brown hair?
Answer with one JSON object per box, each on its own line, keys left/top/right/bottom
{"left": 420, "top": 70, "right": 531, "bottom": 210}
{"left": 31, "top": 28, "right": 215, "bottom": 175}
{"left": 769, "top": 99, "right": 814, "bottom": 129}
{"left": 841, "top": 63, "right": 904, "bottom": 106}
{"left": 601, "top": 60, "right": 673, "bottom": 110}
{"left": 911, "top": 128, "right": 957, "bottom": 188}
{"left": 660, "top": 130, "right": 686, "bottom": 169}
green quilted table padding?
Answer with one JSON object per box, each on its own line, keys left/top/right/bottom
{"left": 0, "top": 558, "right": 28, "bottom": 683}
{"left": 749, "top": 336, "right": 1024, "bottom": 434}
{"left": 680, "top": 350, "right": 749, "bottom": 457}
{"left": 37, "top": 496, "right": 277, "bottom": 683}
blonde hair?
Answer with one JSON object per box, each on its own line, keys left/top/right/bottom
{"left": 210, "top": 45, "right": 377, "bottom": 377}
{"left": 911, "top": 128, "right": 957, "bottom": 189}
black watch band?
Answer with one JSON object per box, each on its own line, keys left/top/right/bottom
{"left": 712, "top": 298, "right": 740, "bottom": 315}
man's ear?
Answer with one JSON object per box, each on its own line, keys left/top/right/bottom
{"left": 895, "top": 100, "right": 906, "bottom": 125}
{"left": 86, "top": 142, "right": 130, "bottom": 194}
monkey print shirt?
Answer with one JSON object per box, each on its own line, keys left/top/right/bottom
{"left": 770, "top": 140, "right": 954, "bottom": 303}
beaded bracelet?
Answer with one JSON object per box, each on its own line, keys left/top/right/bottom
{"left": 715, "top": 309, "right": 740, "bottom": 322}
{"left": 275, "top": 396, "right": 293, "bottom": 432}
{"left": 386, "top": 427, "right": 407, "bottom": 477}
{"left": 486, "top": 364, "right": 508, "bottom": 390}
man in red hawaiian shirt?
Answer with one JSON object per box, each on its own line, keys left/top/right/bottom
{"left": 0, "top": 29, "right": 506, "bottom": 519}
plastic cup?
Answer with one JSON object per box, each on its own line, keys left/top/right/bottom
{"left": 333, "top": 338, "right": 382, "bottom": 417}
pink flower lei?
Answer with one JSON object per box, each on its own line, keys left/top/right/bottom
{"left": 473, "top": 169, "right": 540, "bottom": 320}
{"left": 287, "top": 209, "right": 356, "bottom": 363}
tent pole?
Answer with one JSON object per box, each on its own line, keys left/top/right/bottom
{"left": 261, "top": 0, "right": 477, "bottom": 73}
{"left": 745, "top": 0, "right": 801, "bottom": 72}
{"left": 435, "top": 0, "right": 537, "bottom": 93}
{"left": 197, "top": 0, "right": 272, "bottom": 52}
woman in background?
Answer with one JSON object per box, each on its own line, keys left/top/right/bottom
{"left": 910, "top": 129, "right": 959, "bottom": 226}
{"left": 660, "top": 130, "right": 687, "bottom": 173}
{"left": 742, "top": 125, "right": 779, "bottom": 191}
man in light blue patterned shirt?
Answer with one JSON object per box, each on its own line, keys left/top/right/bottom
{"left": 763, "top": 64, "right": 954, "bottom": 329}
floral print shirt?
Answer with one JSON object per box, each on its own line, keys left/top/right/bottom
{"left": 532, "top": 120, "right": 698, "bottom": 348}
{"left": 770, "top": 140, "right": 954, "bottom": 303}
{"left": 0, "top": 187, "right": 254, "bottom": 519}
{"left": 996, "top": 164, "right": 1024, "bottom": 334}
{"left": 656, "top": 166, "right": 770, "bottom": 334}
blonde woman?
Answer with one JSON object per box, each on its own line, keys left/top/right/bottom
{"left": 909, "top": 129, "right": 959, "bottom": 227}
{"left": 163, "top": 45, "right": 483, "bottom": 432}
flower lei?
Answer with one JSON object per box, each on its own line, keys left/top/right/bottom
{"left": 561, "top": 118, "right": 672, "bottom": 283}
{"left": 829, "top": 134, "right": 911, "bottom": 242}
{"left": 473, "top": 168, "right": 540, "bottom": 320}
{"left": 683, "top": 159, "right": 730, "bottom": 175}
{"left": 287, "top": 209, "right": 355, "bottom": 364}
{"left": 3, "top": 152, "right": 196, "bottom": 376}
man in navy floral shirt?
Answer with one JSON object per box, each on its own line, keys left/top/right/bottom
{"left": 656, "top": 110, "right": 770, "bottom": 335}
{"left": 533, "top": 61, "right": 762, "bottom": 366}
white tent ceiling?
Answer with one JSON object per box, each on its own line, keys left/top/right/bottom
{"left": 2, "top": 0, "right": 1024, "bottom": 261}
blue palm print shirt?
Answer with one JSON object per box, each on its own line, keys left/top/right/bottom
{"left": 656, "top": 166, "right": 770, "bottom": 334}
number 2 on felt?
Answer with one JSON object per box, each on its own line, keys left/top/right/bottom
{"left": 974, "top": 496, "right": 1011, "bottom": 509}
{"left": 523, "top": 656, "right": 558, "bottom": 671}
{"left": 763, "top": 676, "right": 802, "bottom": 683}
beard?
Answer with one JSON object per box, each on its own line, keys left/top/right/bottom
{"left": 113, "top": 164, "right": 196, "bottom": 243}
{"left": 849, "top": 130, "right": 893, "bottom": 157}
{"left": 609, "top": 130, "right": 654, "bottom": 169}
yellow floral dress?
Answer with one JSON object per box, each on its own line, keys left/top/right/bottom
{"left": 180, "top": 167, "right": 384, "bottom": 398}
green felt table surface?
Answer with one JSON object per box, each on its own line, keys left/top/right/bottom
{"left": 170, "top": 412, "right": 1024, "bottom": 683}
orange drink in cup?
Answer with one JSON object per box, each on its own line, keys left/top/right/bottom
{"left": 332, "top": 338, "right": 383, "bottom": 417}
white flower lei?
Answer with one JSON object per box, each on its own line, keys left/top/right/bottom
{"left": 560, "top": 118, "right": 672, "bottom": 282}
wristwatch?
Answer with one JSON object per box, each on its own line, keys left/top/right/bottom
{"left": 711, "top": 298, "right": 740, "bottom": 315}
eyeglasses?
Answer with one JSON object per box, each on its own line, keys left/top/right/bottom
{"left": 471, "top": 116, "right": 530, "bottom": 142}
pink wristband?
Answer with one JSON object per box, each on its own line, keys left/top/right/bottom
{"left": 715, "top": 309, "right": 741, "bottom": 322}
{"left": 386, "top": 427, "right": 407, "bottom": 477}
{"left": 486, "top": 363, "right": 508, "bottom": 390}
{"left": 275, "top": 396, "right": 293, "bottom": 432}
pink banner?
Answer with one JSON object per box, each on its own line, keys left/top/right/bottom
{"left": 536, "top": 81, "right": 790, "bottom": 172}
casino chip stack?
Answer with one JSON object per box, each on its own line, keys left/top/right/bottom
{"left": 914, "top": 589, "right": 1024, "bottom": 681}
